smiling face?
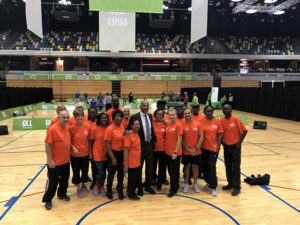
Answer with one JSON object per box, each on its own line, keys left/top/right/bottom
{"left": 204, "top": 106, "right": 214, "bottom": 119}
{"left": 222, "top": 104, "right": 232, "bottom": 118}
{"left": 112, "top": 96, "right": 119, "bottom": 109}
{"left": 123, "top": 107, "right": 130, "bottom": 119}
{"left": 113, "top": 113, "right": 123, "bottom": 126}
{"left": 132, "top": 120, "right": 141, "bottom": 133}
{"left": 88, "top": 108, "right": 97, "bottom": 121}
{"left": 155, "top": 110, "right": 163, "bottom": 122}
{"left": 184, "top": 108, "right": 192, "bottom": 122}
{"left": 168, "top": 110, "right": 177, "bottom": 123}
{"left": 58, "top": 110, "right": 70, "bottom": 127}
{"left": 140, "top": 101, "right": 149, "bottom": 114}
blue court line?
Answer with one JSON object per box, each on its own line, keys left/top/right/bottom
{"left": 0, "top": 164, "right": 47, "bottom": 221}
{"left": 0, "top": 144, "right": 44, "bottom": 152}
{"left": 218, "top": 158, "right": 299, "bottom": 213}
{"left": 76, "top": 193, "right": 240, "bottom": 225}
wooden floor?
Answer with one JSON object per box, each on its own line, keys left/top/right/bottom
{"left": 0, "top": 106, "right": 299, "bottom": 225}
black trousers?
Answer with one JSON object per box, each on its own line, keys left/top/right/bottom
{"left": 202, "top": 148, "right": 218, "bottom": 189}
{"left": 165, "top": 154, "right": 181, "bottom": 194}
{"left": 71, "top": 155, "right": 89, "bottom": 184}
{"left": 138, "top": 142, "right": 154, "bottom": 188}
{"left": 89, "top": 158, "right": 97, "bottom": 185}
{"left": 42, "top": 163, "right": 70, "bottom": 203}
{"left": 127, "top": 166, "right": 141, "bottom": 197}
{"left": 153, "top": 151, "right": 167, "bottom": 186}
{"left": 223, "top": 143, "right": 241, "bottom": 189}
{"left": 106, "top": 150, "right": 124, "bottom": 191}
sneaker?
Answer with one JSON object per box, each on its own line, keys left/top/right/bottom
{"left": 107, "top": 191, "right": 113, "bottom": 200}
{"left": 182, "top": 184, "right": 189, "bottom": 193}
{"left": 137, "top": 188, "right": 144, "bottom": 196}
{"left": 58, "top": 195, "right": 71, "bottom": 201}
{"left": 212, "top": 189, "right": 218, "bottom": 196}
{"left": 45, "top": 201, "right": 52, "bottom": 210}
{"left": 156, "top": 184, "right": 162, "bottom": 191}
{"left": 100, "top": 186, "right": 107, "bottom": 196}
{"left": 93, "top": 185, "right": 99, "bottom": 196}
{"left": 118, "top": 191, "right": 124, "bottom": 200}
{"left": 167, "top": 192, "right": 176, "bottom": 198}
{"left": 222, "top": 184, "right": 233, "bottom": 190}
{"left": 193, "top": 184, "right": 200, "bottom": 193}
{"left": 231, "top": 188, "right": 241, "bottom": 196}
{"left": 202, "top": 183, "right": 209, "bottom": 191}
{"left": 128, "top": 194, "right": 140, "bottom": 201}
{"left": 81, "top": 185, "right": 89, "bottom": 193}
{"left": 77, "top": 189, "right": 84, "bottom": 198}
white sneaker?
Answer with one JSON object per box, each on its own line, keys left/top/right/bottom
{"left": 193, "top": 184, "right": 200, "bottom": 193}
{"left": 202, "top": 183, "right": 209, "bottom": 191}
{"left": 212, "top": 189, "right": 218, "bottom": 196}
{"left": 183, "top": 184, "right": 189, "bottom": 193}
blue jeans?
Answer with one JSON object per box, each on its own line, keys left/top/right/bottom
{"left": 94, "top": 161, "right": 107, "bottom": 186}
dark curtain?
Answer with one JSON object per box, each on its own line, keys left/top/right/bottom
{"left": 1, "top": 87, "right": 53, "bottom": 110}
{"left": 181, "top": 87, "right": 211, "bottom": 104}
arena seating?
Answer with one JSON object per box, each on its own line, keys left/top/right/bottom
{"left": 221, "top": 36, "right": 294, "bottom": 55}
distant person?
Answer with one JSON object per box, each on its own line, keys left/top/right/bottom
{"left": 207, "top": 91, "right": 212, "bottom": 106}
{"left": 161, "top": 91, "right": 166, "bottom": 99}
{"left": 128, "top": 92, "right": 134, "bottom": 103}
{"left": 220, "top": 95, "right": 227, "bottom": 107}
{"left": 83, "top": 92, "right": 88, "bottom": 99}
{"left": 228, "top": 93, "right": 233, "bottom": 106}
{"left": 42, "top": 110, "right": 71, "bottom": 210}
{"left": 221, "top": 104, "right": 247, "bottom": 196}
{"left": 183, "top": 92, "right": 189, "bottom": 106}
{"left": 105, "top": 93, "right": 112, "bottom": 111}
{"left": 168, "top": 90, "right": 174, "bottom": 101}
{"left": 97, "top": 92, "right": 104, "bottom": 109}
{"left": 192, "top": 92, "right": 199, "bottom": 104}
{"left": 176, "top": 92, "right": 181, "bottom": 102}
{"left": 90, "top": 98, "right": 97, "bottom": 108}
{"left": 75, "top": 90, "right": 80, "bottom": 103}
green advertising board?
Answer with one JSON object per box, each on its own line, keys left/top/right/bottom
{"left": 37, "top": 104, "right": 90, "bottom": 110}
{"left": 89, "top": 74, "right": 138, "bottom": 80}
{"left": 150, "top": 74, "right": 196, "bottom": 81}
{"left": 0, "top": 109, "right": 11, "bottom": 121}
{"left": 22, "top": 105, "right": 34, "bottom": 113}
{"left": 51, "top": 100, "right": 57, "bottom": 104}
{"left": 24, "top": 73, "right": 77, "bottom": 80}
{"left": 52, "top": 73, "right": 77, "bottom": 80}
{"left": 8, "top": 107, "right": 24, "bottom": 116}
{"left": 89, "top": 0, "right": 163, "bottom": 13}
{"left": 13, "top": 118, "right": 52, "bottom": 130}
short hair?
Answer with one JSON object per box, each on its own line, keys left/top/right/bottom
{"left": 168, "top": 108, "right": 177, "bottom": 115}
{"left": 183, "top": 108, "right": 191, "bottom": 113}
{"left": 154, "top": 109, "right": 164, "bottom": 117}
{"left": 73, "top": 109, "right": 84, "bottom": 118}
{"left": 96, "top": 112, "right": 109, "bottom": 126}
{"left": 57, "top": 105, "right": 66, "bottom": 111}
{"left": 88, "top": 107, "right": 97, "bottom": 120}
{"left": 112, "top": 110, "right": 124, "bottom": 120}
{"left": 123, "top": 106, "right": 130, "bottom": 111}
{"left": 75, "top": 102, "right": 84, "bottom": 108}
{"left": 203, "top": 105, "right": 214, "bottom": 113}
{"left": 191, "top": 104, "right": 200, "bottom": 108}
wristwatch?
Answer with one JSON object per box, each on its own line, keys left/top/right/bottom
{"left": 174, "top": 152, "right": 177, "bottom": 154}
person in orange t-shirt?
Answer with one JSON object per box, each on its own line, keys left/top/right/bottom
{"left": 124, "top": 120, "right": 142, "bottom": 200}
{"left": 165, "top": 109, "right": 183, "bottom": 198}
{"left": 175, "top": 106, "right": 185, "bottom": 125}
{"left": 68, "top": 102, "right": 88, "bottom": 127}
{"left": 42, "top": 110, "right": 71, "bottom": 210}
{"left": 221, "top": 104, "right": 247, "bottom": 196}
{"left": 201, "top": 105, "right": 223, "bottom": 197}
{"left": 49, "top": 105, "right": 67, "bottom": 127}
{"left": 181, "top": 108, "right": 204, "bottom": 194}
{"left": 191, "top": 104, "right": 205, "bottom": 123}
{"left": 86, "top": 107, "right": 98, "bottom": 190}
{"left": 90, "top": 112, "right": 110, "bottom": 196}
{"left": 153, "top": 109, "right": 168, "bottom": 190}
{"left": 68, "top": 109, "right": 91, "bottom": 198}
{"left": 106, "top": 96, "right": 123, "bottom": 124}
{"left": 121, "top": 106, "right": 130, "bottom": 129}
{"left": 104, "top": 110, "right": 125, "bottom": 200}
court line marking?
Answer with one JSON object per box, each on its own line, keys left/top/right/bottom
{"left": 218, "top": 158, "right": 299, "bottom": 213}
{"left": 76, "top": 193, "right": 240, "bottom": 225}
{"left": 0, "top": 151, "right": 44, "bottom": 154}
{"left": 247, "top": 141, "right": 280, "bottom": 155}
{"left": 0, "top": 164, "right": 45, "bottom": 168}
{"left": 0, "top": 144, "right": 44, "bottom": 152}
{"left": 0, "top": 131, "right": 33, "bottom": 150}
{"left": 0, "top": 164, "right": 47, "bottom": 221}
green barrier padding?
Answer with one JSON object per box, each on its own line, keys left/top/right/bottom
{"left": 67, "top": 99, "right": 74, "bottom": 103}
{"left": 8, "top": 107, "right": 24, "bottom": 116}
{"left": 0, "top": 109, "right": 11, "bottom": 121}
{"left": 37, "top": 104, "right": 90, "bottom": 110}
{"left": 51, "top": 100, "right": 57, "bottom": 104}
{"left": 13, "top": 118, "right": 53, "bottom": 130}
{"left": 22, "top": 105, "right": 34, "bottom": 113}
{"left": 150, "top": 74, "right": 196, "bottom": 81}
{"left": 89, "top": 74, "right": 138, "bottom": 80}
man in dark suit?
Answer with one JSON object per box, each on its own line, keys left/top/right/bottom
{"left": 128, "top": 100, "right": 156, "bottom": 195}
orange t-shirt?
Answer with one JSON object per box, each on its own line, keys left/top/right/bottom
{"left": 165, "top": 121, "right": 183, "bottom": 156}
{"left": 106, "top": 107, "right": 123, "bottom": 124}
{"left": 182, "top": 120, "right": 203, "bottom": 155}
{"left": 220, "top": 115, "right": 247, "bottom": 145}
{"left": 153, "top": 122, "right": 166, "bottom": 152}
{"left": 104, "top": 124, "right": 124, "bottom": 151}
{"left": 86, "top": 120, "right": 96, "bottom": 130}
{"left": 91, "top": 126, "right": 108, "bottom": 161}
{"left": 124, "top": 132, "right": 141, "bottom": 168}
{"left": 192, "top": 114, "right": 205, "bottom": 123}
{"left": 45, "top": 123, "right": 71, "bottom": 165}
{"left": 201, "top": 117, "right": 224, "bottom": 152}
{"left": 121, "top": 118, "right": 129, "bottom": 129}
{"left": 68, "top": 114, "right": 88, "bottom": 127}
{"left": 152, "top": 113, "right": 169, "bottom": 123}
{"left": 177, "top": 118, "right": 185, "bottom": 126}
{"left": 50, "top": 117, "right": 59, "bottom": 127}
{"left": 68, "top": 123, "right": 90, "bottom": 157}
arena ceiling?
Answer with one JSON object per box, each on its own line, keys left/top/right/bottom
{"left": 0, "top": 0, "right": 300, "bottom": 36}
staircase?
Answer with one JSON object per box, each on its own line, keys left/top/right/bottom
{"left": 112, "top": 81, "right": 121, "bottom": 97}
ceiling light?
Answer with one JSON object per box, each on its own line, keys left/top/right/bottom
{"left": 264, "top": 0, "right": 277, "bottom": 3}
{"left": 246, "top": 9, "right": 257, "bottom": 14}
{"left": 273, "top": 10, "right": 285, "bottom": 15}
{"left": 188, "top": 7, "right": 192, "bottom": 11}
{"left": 231, "top": 0, "right": 242, "bottom": 2}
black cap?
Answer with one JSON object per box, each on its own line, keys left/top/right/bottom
{"left": 191, "top": 104, "right": 200, "bottom": 108}
{"left": 157, "top": 99, "right": 166, "bottom": 105}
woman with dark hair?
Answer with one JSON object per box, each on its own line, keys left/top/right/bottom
{"left": 90, "top": 112, "right": 109, "bottom": 196}
{"left": 152, "top": 109, "right": 167, "bottom": 190}
{"left": 68, "top": 109, "right": 91, "bottom": 198}
{"left": 104, "top": 110, "right": 125, "bottom": 200}
{"left": 201, "top": 105, "right": 223, "bottom": 196}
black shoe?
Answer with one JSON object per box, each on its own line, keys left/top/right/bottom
{"left": 138, "top": 188, "right": 144, "bottom": 196}
{"left": 118, "top": 191, "right": 124, "bottom": 200}
{"left": 167, "top": 192, "right": 176, "bottom": 198}
{"left": 163, "top": 179, "right": 169, "bottom": 185}
{"left": 107, "top": 191, "right": 113, "bottom": 200}
{"left": 90, "top": 182, "right": 95, "bottom": 190}
{"left": 232, "top": 188, "right": 241, "bottom": 196}
{"left": 188, "top": 179, "right": 192, "bottom": 185}
{"left": 222, "top": 184, "right": 233, "bottom": 190}
{"left": 45, "top": 201, "right": 52, "bottom": 210}
{"left": 145, "top": 186, "right": 156, "bottom": 194}
{"left": 58, "top": 195, "right": 70, "bottom": 201}
{"left": 156, "top": 184, "right": 162, "bottom": 191}
{"left": 128, "top": 194, "right": 140, "bottom": 201}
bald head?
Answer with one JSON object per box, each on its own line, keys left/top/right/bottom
{"left": 58, "top": 110, "right": 70, "bottom": 127}
{"left": 112, "top": 96, "right": 119, "bottom": 109}
{"left": 140, "top": 100, "right": 149, "bottom": 114}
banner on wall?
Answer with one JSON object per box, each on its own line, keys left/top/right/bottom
{"left": 191, "top": 0, "right": 208, "bottom": 44}
{"left": 13, "top": 118, "right": 52, "bottom": 130}
{"left": 99, "top": 11, "right": 136, "bottom": 51}
{"left": 211, "top": 87, "right": 219, "bottom": 103}
{"left": 26, "top": 0, "right": 43, "bottom": 38}
{"left": 89, "top": 0, "right": 163, "bottom": 13}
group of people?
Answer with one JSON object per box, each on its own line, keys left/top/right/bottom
{"left": 42, "top": 96, "right": 247, "bottom": 211}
